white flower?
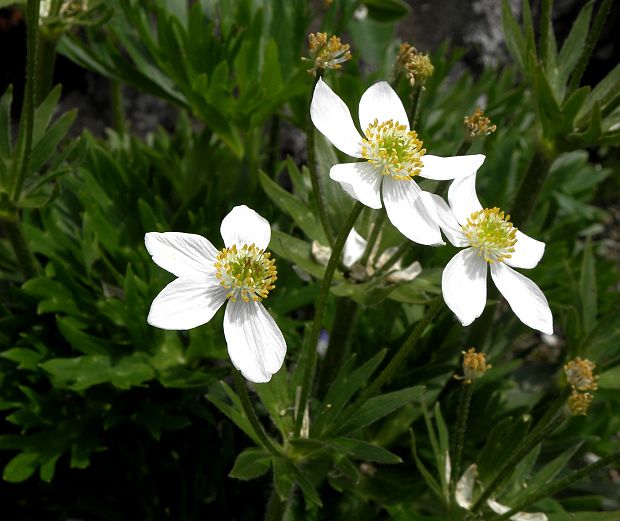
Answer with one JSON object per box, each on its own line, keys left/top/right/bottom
{"left": 310, "top": 78, "right": 485, "bottom": 245}
{"left": 428, "top": 173, "right": 553, "bottom": 334}
{"left": 145, "top": 205, "right": 287, "bottom": 383}
{"left": 456, "top": 464, "right": 548, "bottom": 521}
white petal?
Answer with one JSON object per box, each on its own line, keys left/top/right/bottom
{"left": 456, "top": 464, "right": 478, "bottom": 509}
{"left": 220, "top": 205, "right": 271, "bottom": 250}
{"left": 382, "top": 177, "right": 444, "bottom": 245}
{"left": 310, "top": 78, "right": 364, "bottom": 158}
{"left": 386, "top": 260, "right": 422, "bottom": 283}
{"left": 343, "top": 228, "right": 368, "bottom": 267}
{"left": 490, "top": 262, "right": 553, "bottom": 335}
{"left": 147, "top": 277, "right": 227, "bottom": 330}
{"left": 419, "top": 154, "right": 485, "bottom": 180}
{"left": 224, "top": 300, "right": 287, "bottom": 383}
{"left": 448, "top": 172, "right": 483, "bottom": 226}
{"left": 145, "top": 232, "right": 218, "bottom": 279}
{"left": 487, "top": 499, "right": 548, "bottom": 521}
{"left": 358, "top": 81, "right": 409, "bottom": 132}
{"left": 329, "top": 162, "right": 382, "bottom": 209}
{"left": 505, "top": 231, "right": 545, "bottom": 269}
{"left": 424, "top": 193, "right": 469, "bottom": 247}
{"left": 442, "top": 248, "right": 488, "bottom": 326}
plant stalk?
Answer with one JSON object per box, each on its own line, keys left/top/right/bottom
{"left": 35, "top": 29, "right": 59, "bottom": 105}
{"left": 470, "top": 412, "right": 566, "bottom": 513}
{"left": 451, "top": 381, "right": 474, "bottom": 489}
{"left": 359, "top": 209, "right": 385, "bottom": 266}
{"left": 335, "top": 297, "right": 443, "bottom": 429}
{"left": 264, "top": 486, "right": 285, "bottom": 521}
{"left": 294, "top": 201, "right": 364, "bottom": 436}
{"left": 491, "top": 448, "right": 620, "bottom": 521}
{"left": 307, "top": 74, "right": 335, "bottom": 246}
{"left": 110, "top": 80, "right": 127, "bottom": 135}
{"left": 408, "top": 84, "right": 423, "bottom": 129}
{"left": 2, "top": 219, "right": 39, "bottom": 279}
{"left": 539, "top": 0, "right": 553, "bottom": 63}
{"left": 232, "top": 369, "right": 282, "bottom": 458}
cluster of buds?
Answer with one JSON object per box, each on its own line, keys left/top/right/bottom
{"left": 464, "top": 108, "right": 497, "bottom": 140}
{"left": 304, "top": 32, "right": 352, "bottom": 76}
{"left": 395, "top": 43, "right": 434, "bottom": 87}
{"left": 564, "top": 357, "right": 598, "bottom": 416}
{"left": 455, "top": 348, "right": 491, "bottom": 384}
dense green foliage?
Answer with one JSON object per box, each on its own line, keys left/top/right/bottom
{"left": 0, "top": 0, "right": 619, "bottom": 519}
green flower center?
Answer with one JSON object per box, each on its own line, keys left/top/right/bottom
{"left": 462, "top": 208, "right": 517, "bottom": 264}
{"left": 361, "top": 119, "right": 425, "bottom": 180}
{"left": 214, "top": 244, "right": 277, "bottom": 302}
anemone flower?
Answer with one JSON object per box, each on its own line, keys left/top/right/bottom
{"left": 428, "top": 174, "right": 553, "bottom": 334}
{"left": 310, "top": 78, "right": 485, "bottom": 245}
{"left": 145, "top": 205, "right": 286, "bottom": 383}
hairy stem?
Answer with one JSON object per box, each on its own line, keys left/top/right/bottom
{"left": 307, "top": 74, "right": 335, "bottom": 246}
{"left": 264, "top": 486, "right": 285, "bottom": 521}
{"left": 359, "top": 209, "right": 385, "bottom": 266}
{"left": 539, "top": 0, "right": 553, "bottom": 63}
{"left": 451, "top": 381, "right": 474, "bottom": 489}
{"left": 2, "top": 219, "right": 39, "bottom": 279}
{"left": 491, "top": 448, "right": 620, "bottom": 520}
{"left": 232, "top": 369, "right": 282, "bottom": 458}
{"left": 294, "top": 201, "right": 364, "bottom": 436}
{"left": 408, "top": 85, "right": 423, "bottom": 129}
{"left": 470, "top": 413, "right": 566, "bottom": 513}
{"left": 335, "top": 297, "right": 443, "bottom": 430}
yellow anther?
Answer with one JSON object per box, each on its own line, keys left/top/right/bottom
{"left": 464, "top": 108, "right": 497, "bottom": 140}
{"left": 361, "top": 119, "right": 425, "bottom": 180}
{"left": 455, "top": 348, "right": 491, "bottom": 383}
{"left": 395, "top": 43, "right": 434, "bottom": 87}
{"left": 304, "top": 32, "right": 351, "bottom": 76}
{"left": 568, "top": 390, "right": 593, "bottom": 416}
{"left": 462, "top": 208, "right": 517, "bottom": 264}
{"left": 215, "top": 243, "right": 277, "bottom": 303}
{"left": 564, "top": 357, "right": 599, "bottom": 392}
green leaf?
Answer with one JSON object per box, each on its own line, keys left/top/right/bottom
{"left": 363, "top": 0, "right": 410, "bottom": 22}
{"left": 530, "top": 442, "right": 583, "bottom": 487}
{"left": 501, "top": 0, "right": 526, "bottom": 69}
{"left": 229, "top": 448, "right": 272, "bottom": 480}
{"left": 335, "top": 386, "right": 425, "bottom": 435}
{"left": 29, "top": 110, "right": 77, "bottom": 173}
{"left": 577, "top": 62, "right": 620, "bottom": 124}
{"left": 33, "top": 85, "right": 62, "bottom": 144}
{"left": 0, "top": 348, "right": 42, "bottom": 371}
{"left": 410, "top": 430, "right": 444, "bottom": 502}
{"left": 40, "top": 353, "right": 154, "bottom": 390}
{"left": 579, "top": 239, "right": 597, "bottom": 334}
{"left": 268, "top": 229, "right": 325, "bottom": 279}
{"left": 330, "top": 437, "right": 401, "bottom": 464}
{"left": 558, "top": 1, "right": 594, "bottom": 90}
{"left": 259, "top": 171, "right": 327, "bottom": 243}
{"left": 3, "top": 453, "right": 39, "bottom": 483}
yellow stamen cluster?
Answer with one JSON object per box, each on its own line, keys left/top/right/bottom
{"left": 462, "top": 208, "right": 517, "bottom": 264}
{"left": 361, "top": 119, "right": 426, "bottom": 180}
{"left": 214, "top": 244, "right": 277, "bottom": 303}
{"left": 568, "top": 390, "right": 594, "bottom": 416}
{"left": 464, "top": 108, "right": 497, "bottom": 140}
{"left": 564, "top": 358, "right": 598, "bottom": 416}
{"left": 564, "top": 357, "right": 599, "bottom": 391}
{"left": 304, "top": 32, "right": 351, "bottom": 76}
{"left": 456, "top": 348, "right": 491, "bottom": 383}
{"left": 395, "top": 43, "right": 434, "bottom": 87}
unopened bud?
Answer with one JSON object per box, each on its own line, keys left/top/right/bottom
{"left": 304, "top": 32, "right": 351, "bottom": 76}
{"left": 464, "top": 108, "right": 497, "bottom": 140}
{"left": 568, "top": 390, "right": 593, "bottom": 416}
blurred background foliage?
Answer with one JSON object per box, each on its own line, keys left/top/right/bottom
{"left": 0, "top": 0, "right": 619, "bottom": 519}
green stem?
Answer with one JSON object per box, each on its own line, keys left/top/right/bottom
{"left": 491, "top": 448, "right": 620, "bottom": 521}
{"left": 294, "top": 201, "right": 364, "bottom": 436}
{"left": 509, "top": 145, "right": 553, "bottom": 227}
{"left": 317, "top": 297, "right": 358, "bottom": 398}
{"left": 265, "top": 113, "right": 280, "bottom": 177}
{"left": 35, "top": 29, "right": 59, "bottom": 105}
{"left": 408, "top": 85, "right": 423, "bottom": 129}
{"left": 2, "top": 219, "right": 39, "bottom": 279}
{"left": 451, "top": 381, "right": 474, "bottom": 489}
{"left": 335, "top": 297, "right": 443, "bottom": 430}
{"left": 12, "top": 0, "right": 41, "bottom": 202}
{"left": 110, "top": 80, "right": 127, "bottom": 135}
{"left": 470, "top": 412, "right": 566, "bottom": 513}
{"left": 567, "top": 0, "right": 612, "bottom": 93}
{"left": 359, "top": 209, "right": 385, "bottom": 266}
{"left": 539, "top": 0, "right": 553, "bottom": 63}
{"left": 307, "top": 73, "right": 335, "bottom": 246}
{"left": 232, "top": 369, "right": 283, "bottom": 458}
{"left": 264, "top": 486, "right": 285, "bottom": 521}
